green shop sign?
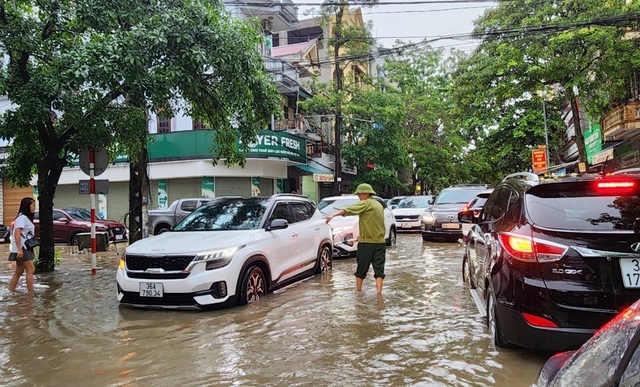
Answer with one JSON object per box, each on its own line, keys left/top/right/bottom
{"left": 147, "top": 130, "right": 306, "bottom": 164}
{"left": 583, "top": 123, "right": 602, "bottom": 164}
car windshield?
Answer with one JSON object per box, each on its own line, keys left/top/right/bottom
{"left": 173, "top": 198, "right": 268, "bottom": 231}
{"left": 397, "top": 196, "right": 431, "bottom": 209}
{"left": 526, "top": 182, "right": 640, "bottom": 231}
{"left": 551, "top": 300, "right": 640, "bottom": 386}
{"left": 317, "top": 198, "right": 360, "bottom": 214}
{"left": 64, "top": 208, "right": 104, "bottom": 221}
{"left": 388, "top": 197, "right": 405, "bottom": 206}
{"left": 435, "top": 189, "right": 484, "bottom": 205}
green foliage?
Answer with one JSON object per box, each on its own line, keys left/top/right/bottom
{"left": 455, "top": 0, "right": 637, "bottom": 169}
{"left": 0, "top": 0, "right": 281, "bottom": 271}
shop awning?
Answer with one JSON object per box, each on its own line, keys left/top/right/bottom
{"left": 296, "top": 164, "right": 334, "bottom": 182}
{"left": 296, "top": 164, "right": 333, "bottom": 174}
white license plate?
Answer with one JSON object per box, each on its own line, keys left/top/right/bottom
{"left": 139, "top": 282, "right": 164, "bottom": 297}
{"left": 620, "top": 258, "right": 640, "bottom": 288}
{"left": 401, "top": 222, "right": 413, "bottom": 228}
{"left": 441, "top": 223, "right": 460, "bottom": 229}
{"left": 115, "top": 234, "right": 123, "bottom": 240}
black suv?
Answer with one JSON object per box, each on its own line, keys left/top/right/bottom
{"left": 460, "top": 171, "right": 640, "bottom": 352}
{"left": 421, "top": 184, "right": 491, "bottom": 242}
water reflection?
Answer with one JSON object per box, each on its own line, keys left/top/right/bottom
{"left": 0, "top": 237, "right": 548, "bottom": 386}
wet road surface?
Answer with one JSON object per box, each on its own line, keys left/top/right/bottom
{"left": 0, "top": 234, "right": 548, "bottom": 386}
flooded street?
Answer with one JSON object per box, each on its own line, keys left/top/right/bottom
{"left": 0, "top": 234, "right": 548, "bottom": 386}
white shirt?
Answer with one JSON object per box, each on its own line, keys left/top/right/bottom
{"left": 11, "top": 214, "right": 35, "bottom": 253}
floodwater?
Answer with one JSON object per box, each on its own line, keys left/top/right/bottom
{"left": 0, "top": 234, "right": 548, "bottom": 386}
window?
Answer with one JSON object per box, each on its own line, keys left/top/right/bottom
{"left": 192, "top": 120, "right": 207, "bottom": 130}
{"left": 157, "top": 117, "right": 172, "bottom": 133}
{"left": 181, "top": 201, "right": 197, "bottom": 212}
{"left": 291, "top": 203, "right": 314, "bottom": 222}
{"left": 270, "top": 203, "right": 295, "bottom": 224}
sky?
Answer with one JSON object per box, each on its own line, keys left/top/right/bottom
{"left": 295, "top": 0, "right": 497, "bottom": 52}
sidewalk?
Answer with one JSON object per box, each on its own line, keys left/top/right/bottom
{"left": 1, "top": 240, "right": 126, "bottom": 271}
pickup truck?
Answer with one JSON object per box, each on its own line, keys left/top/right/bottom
{"left": 148, "top": 198, "right": 214, "bottom": 235}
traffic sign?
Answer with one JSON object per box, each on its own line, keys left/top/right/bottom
{"left": 79, "top": 147, "right": 109, "bottom": 176}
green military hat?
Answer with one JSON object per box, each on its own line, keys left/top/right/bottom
{"left": 353, "top": 183, "right": 376, "bottom": 195}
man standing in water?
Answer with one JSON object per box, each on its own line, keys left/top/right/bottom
{"left": 325, "top": 183, "right": 386, "bottom": 294}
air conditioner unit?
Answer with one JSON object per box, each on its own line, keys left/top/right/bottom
{"left": 286, "top": 128, "right": 301, "bottom": 135}
{"left": 261, "top": 19, "right": 273, "bottom": 32}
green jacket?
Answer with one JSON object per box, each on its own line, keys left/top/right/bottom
{"left": 343, "top": 197, "right": 385, "bottom": 244}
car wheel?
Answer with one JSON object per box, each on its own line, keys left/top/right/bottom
{"left": 156, "top": 226, "right": 170, "bottom": 235}
{"left": 386, "top": 227, "right": 397, "bottom": 246}
{"left": 486, "top": 286, "right": 513, "bottom": 348}
{"left": 238, "top": 265, "right": 267, "bottom": 306}
{"left": 462, "top": 255, "right": 476, "bottom": 289}
{"left": 316, "top": 245, "right": 332, "bottom": 274}
{"left": 70, "top": 232, "right": 80, "bottom": 247}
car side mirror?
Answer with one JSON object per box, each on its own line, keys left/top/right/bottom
{"left": 428, "top": 199, "right": 434, "bottom": 205}
{"left": 267, "top": 219, "right": 289, "bottom": 231}
{"left": 458, "top": 210, "right": 475, "bottom": 224}
{"left": 59, "top": 218, "right": 69, "bottom": 223}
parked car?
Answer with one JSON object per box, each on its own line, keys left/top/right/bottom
{"left": 116, "top": 194, "right": 333, "bottom": 310}
{"left": 460, "top": 171, "right": 640, "bottom": 352}
{"left": 457, "top": 189, "right": 494, "bottom": 241}
{"left": 317, "top": 195, "right": 397, "bottom": 258}
{"left": 0, "top": 224, "right": 10, "bottom": 243}
{"left": 421, "top": 184, "right": 491, "bottom": 242}
{"left": 392, "top": 195, "right": 433, "bottom": 232}
{"left": 34, "top": 208, "right": 128, "bottom": 245}
{"left": 386, "top": 195, "right": 407, "bottom": 210}
{"left": 534, "top": 298, "right": 640, "bottom": 387}
{"left": 148, "top": 197, "right": 216, "bottom": 235}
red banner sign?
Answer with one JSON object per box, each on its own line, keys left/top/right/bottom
{"left": 532, "top": 148, "right": 547, "bottom": 173}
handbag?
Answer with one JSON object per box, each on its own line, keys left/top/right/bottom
{"left": 22, "top": 230, "right": 40, "bottom": 250}
{"left": 24, "top": 237, "right": 40, "bottom": 249}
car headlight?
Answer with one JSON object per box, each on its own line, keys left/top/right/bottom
{"left": 192, "top": 245, "right": 244, "bottom": 270}
{"left": 422, "top": 213, "right": 435, "bottom": 226}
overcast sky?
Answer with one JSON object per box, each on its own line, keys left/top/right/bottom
{"left": 296, "top": 0, "right": 497, "bottom": 52}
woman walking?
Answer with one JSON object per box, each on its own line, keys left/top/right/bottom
{"left": 8, "top": 197, "right": 37, "bottom": 292}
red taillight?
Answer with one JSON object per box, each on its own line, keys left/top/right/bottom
{"left": 596, "top": 180, "right": 636, "bottom": 194}
{"left": 521, "top": 312, "right": 559, "bottom": 328}
{"left": 498, "top": 233, "right": 534, "bottom": 261}
{"left": 498, "top": 233, "right": 568, "bottom": 262}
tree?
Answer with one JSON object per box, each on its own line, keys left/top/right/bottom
{"left": 468, "top": 0, "right": 637, "bottom": 165}
{"left": 340, "top": 88, "right": 410, "bottom": 196}
{"left": 384, "top": 44, "right": 469, "bottom": 192}
{"left": 0, "top": 0, "right": 281, "bottom": 271}
{"left": 312, "top": 1, "right": 377, "bottom": 194}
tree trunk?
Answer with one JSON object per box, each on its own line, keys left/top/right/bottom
{"left": 568, "top": 92, "right": 587, "bottom": 165}
{"left": 128, "top": 147, "right": 150, "bottom": 243}
{"left": 34, "top": 156, "right": 66, "bottom": 273}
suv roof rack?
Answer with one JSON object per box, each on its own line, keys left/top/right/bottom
{"left": 502, "top": 172, "right": 540, "bottom": 183}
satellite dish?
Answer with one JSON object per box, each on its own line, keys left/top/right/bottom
{"left": 79, "top": 147, "right": 109, "bottom": 176}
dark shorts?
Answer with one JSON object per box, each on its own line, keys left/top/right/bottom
{"left": 354, "top": 242, "right": 386, "bottom": 279}
{"left": 8, "top": 248, "right": 35, "bottom": 262}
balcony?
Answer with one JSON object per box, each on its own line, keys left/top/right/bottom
{"left": 602, "top": 101, "right": 640, "bottom": 141}
{"left": 274, "top": 117, "right": 322, "bottom": 142}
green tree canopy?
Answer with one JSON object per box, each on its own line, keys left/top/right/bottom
{"left": 0, "top": 0, "right": 281, "bottom": 271}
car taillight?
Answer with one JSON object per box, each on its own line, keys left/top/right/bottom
{"left": 498, "top": 233, "right": 568, "bottom": 263}
{"left": 521, "top": 312, "right": 559, "bottom": 328}
{"left": 596, "top": 180, "right": 636, "bottom": 194}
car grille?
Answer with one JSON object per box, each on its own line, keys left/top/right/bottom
{"left": 395, "top": 215, "right": 421, "bottom": 221}
{"left": 120, "top": 291, "right": 198, "bottom": 307}
{"left": 110, "top": 227, "right": 126, "bottom": 236}
{"left": 125, "top": 254, "right": 196, "bottom": 271}
{"left": 126, "top": 272, "right": 190, "bottom": 279}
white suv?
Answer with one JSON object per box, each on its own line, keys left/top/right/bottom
{"left": 116, "top": 195, "right": 333, "bottom": 310}
{"left": 317, "top": 195, "right": 396, "bottom": 258}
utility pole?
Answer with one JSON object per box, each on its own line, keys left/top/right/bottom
{"left": 332, "top": 5, "right": 344, "bottom": 195}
